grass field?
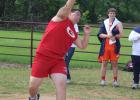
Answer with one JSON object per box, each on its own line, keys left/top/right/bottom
{"left": 0, "top": 28, "right": 139, "bottom": 100}
{"left": 0, "top": 27, "right": 132, "bottom": 68}
{"left": 0, "top": 67, "right": 140, "bottom": 100}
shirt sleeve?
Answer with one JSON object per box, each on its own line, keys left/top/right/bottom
{"left": 97, "top": 22, "right": 106, "bottom": 42}
{"left": 128, "top": 30, "right": 140, "bottom": 41}
{"left": 74, "top": 24, "right": 79, "bottom": 33}
{"left": 98, "top": 22, "right": 106, "bottom": 34}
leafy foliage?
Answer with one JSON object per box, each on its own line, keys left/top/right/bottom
{"left": 0, "top": 0, "right": 140, "bottom": 23}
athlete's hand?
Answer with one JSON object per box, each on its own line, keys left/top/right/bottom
{"left": 110, "top": 37, "right": 116, "bottom": 41}
{"left": 115, "top": 34, "right": 121, "bottom": 39}
{"left": 107, "top": 34, "right": 113, "bottom": 39}
{"left": 83, "top": 25, "right": 91, "bottom": 35}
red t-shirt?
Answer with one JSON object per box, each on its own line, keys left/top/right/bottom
{"left": 36, "top": 19, "right": 78, "bottom": 58}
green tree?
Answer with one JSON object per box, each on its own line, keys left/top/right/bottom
{"left": 0, "top": 0, "right": 140, "bottom": 23}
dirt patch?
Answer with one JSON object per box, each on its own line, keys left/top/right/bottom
{"left": 87, "top": 89, "right": 139, "bottom": 100}
{"left": 0, "top": 62, "right": 29, "bottom": 68}
{"left": 0, "top": 94, "right": 82, "bottom": 100}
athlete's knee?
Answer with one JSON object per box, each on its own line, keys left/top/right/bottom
{"left": 29, "top": 83, "right": 38, "bottom": 92}
{"left": 51, "top": 74, "right": 66, "bottom": 90}
{"left": 55, "top": 80, "right": 66, "bottom": 92}
{"left": 29, "top": 77, "right": 42, "bottom": 92}
{"left": 102, "top": 62, "right": 108, "bottom": 67}
{"left": 111, "top": 61, "right": 118, "bottom": 68}
{"left": 113, "top": 65, "right": 118, "bottom": 68}
{"left": 29, "top": 84, "right": 40, "bottom": 98}
{"left": 58, "top": 80, "right": 66, "bottom": 88}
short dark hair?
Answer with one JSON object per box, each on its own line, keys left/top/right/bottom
{"left": 71, "top": 9, "right": 82, "bottom": 15}
{"left": 107, "top": 8, "right": 117, "bottom": 14}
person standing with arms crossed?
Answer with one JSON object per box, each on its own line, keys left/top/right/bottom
{"left": 28, "top": 0, "right": 91, "bottom": 100}
{"left": 98, "top": 8, "right": 123, "bottom": 87}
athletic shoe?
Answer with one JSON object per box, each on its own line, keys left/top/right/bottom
{"left": 66, "top": 79, "right": 71, "bottom": 84}
{"left": 132, "top": 83, "right": 139, "bottom": 89}
{"left": 29, "top": 93, "right": 40, "bottom": 100}
{"left": 113, "top": 81, "right": 119, "bottom": 87}
{"left": 100, "top": 80, "right": 106, "bottom": 86}
{"left": 37, "top": 93, "right": 40, "bottom": 100}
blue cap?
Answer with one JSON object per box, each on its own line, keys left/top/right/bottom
{"left": 134, "top": 26, "right": 140, "bottom": 34}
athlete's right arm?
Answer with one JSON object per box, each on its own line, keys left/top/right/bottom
{"left": 51, "top": 0, "right": 76, "bottom": 22}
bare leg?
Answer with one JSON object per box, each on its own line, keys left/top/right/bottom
{"left": 111, "top": 61, "right": 118, "bottom": 81}
{"left": 29, "top": 76, "right": 43, "bottom": 98}
{"left": 51, "top": 73, "right": 67, "bottom": 100}
{"left": 101, "top": 61, "right": 108, "bottom": 80}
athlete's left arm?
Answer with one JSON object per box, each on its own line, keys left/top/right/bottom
{"left": 74, "top": 25, "right": 91, "bottom": 49}
{"left": 115, "top": 23, "right": 124, "bottom": 39}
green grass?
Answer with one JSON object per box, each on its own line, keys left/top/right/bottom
{"left": 0, "top": 28, "right": 132, "bottom": 68}
{"left": 0, "top": 28, "right": 137, "bottom": 100}
{"left": 0, "top": 67, "right": 140, "bottom": 100}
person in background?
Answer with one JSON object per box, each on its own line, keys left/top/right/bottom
{"left": 97, "top": 8, "right": 123, "bottom": 87}
{"left": 128, "top": 26, "right": 140, "bottom": 89}
{"left": 65, "top": 24, "right": 79, "bottom": 83}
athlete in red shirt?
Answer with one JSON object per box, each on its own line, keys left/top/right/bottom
{"left": 28, "top": 0, "right": 91, "bottom": 100}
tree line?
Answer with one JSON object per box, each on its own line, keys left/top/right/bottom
{"left": 0, "top": 0, "right": 140, "bottom": 24}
